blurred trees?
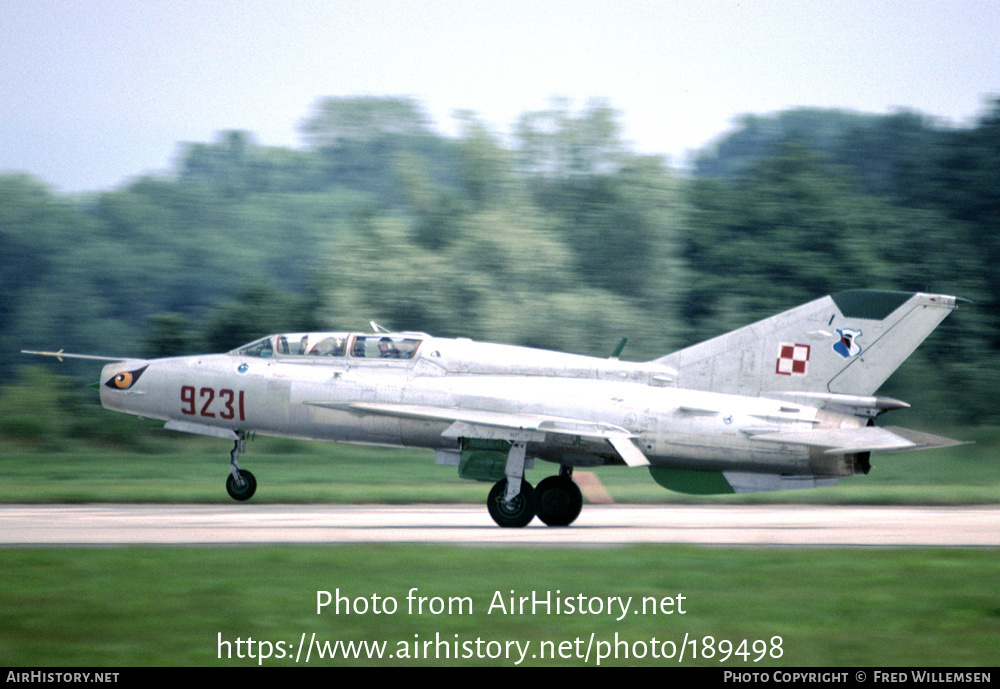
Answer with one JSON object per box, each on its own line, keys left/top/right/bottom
{"left": 3, "top": 96, "right": 998, "bottom": 422}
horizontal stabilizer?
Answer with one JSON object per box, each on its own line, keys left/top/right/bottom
{"left": 749, "top": 426, "right": 964, "bottom": 454}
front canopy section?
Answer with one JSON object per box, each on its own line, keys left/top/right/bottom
{"left": 230, "top": 332, "right": 425, "bottom": 360}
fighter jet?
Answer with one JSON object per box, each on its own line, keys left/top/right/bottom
{"left": 24, "top": 290, "right": 965, "bottom": 527}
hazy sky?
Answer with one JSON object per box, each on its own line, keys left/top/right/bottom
{"left": 3, "top": 0, "right": 999, "bottom": 192}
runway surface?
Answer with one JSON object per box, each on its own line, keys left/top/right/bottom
{"left": 2, "top": 504, "right": 999, "bottom": 546}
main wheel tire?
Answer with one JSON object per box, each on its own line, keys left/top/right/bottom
{"left": 226, "top": 469, "right": 257, "bottom": 501}
{"left": 534, "top": 475, "right": 583, "bottom": 527}
{"left": 487, "top": 478, "right": 535, "bottom": 528}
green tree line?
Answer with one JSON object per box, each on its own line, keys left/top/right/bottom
{"left": 3, "top": 96, "right": 998, "bottom": 423}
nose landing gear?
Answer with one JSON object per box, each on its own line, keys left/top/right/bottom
{"left": 226, "top": 432, "right": 257, "bottom": 501}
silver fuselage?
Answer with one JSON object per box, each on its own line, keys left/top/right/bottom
{"left": 100, "top": 334, "right": 861, "bottom": 479}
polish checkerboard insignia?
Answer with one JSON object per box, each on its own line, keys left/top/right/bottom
{"left": 776, "top": 343, "right": 810, "bottom": 376}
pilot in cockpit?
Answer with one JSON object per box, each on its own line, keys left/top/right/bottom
{"left": 378, "top": 337, "right": 401, "bottom": 358}
{"left": 309, "top": 336, "right": 345, "bottom": 356}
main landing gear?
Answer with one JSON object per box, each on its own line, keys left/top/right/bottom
{"left": 534, "top": 470, "right": 583, "bottom": 527}
{"left": 487, "top": 478, "right": 535, "bottom": 528}
{"left": 226, "top": 432, "right": 257, "bottom": 501}
{"left": 487, "top": 471, "right": 583, "bottom": 528}
{"left": 487, "top": 441, "right": 582, "bottom": 528}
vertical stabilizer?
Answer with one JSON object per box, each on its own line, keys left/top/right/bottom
{"left": 656, "top": 291, "right": 961, "bottom": 397}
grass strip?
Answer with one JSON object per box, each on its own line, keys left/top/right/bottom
{"left": 1, "top": 545, "right": 997, "bottom": 666}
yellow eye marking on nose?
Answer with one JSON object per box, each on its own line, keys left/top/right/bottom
{"left": 105, "top": 365, "right": 148, "bottom": 390}
{"left": 113, "top": 372, "right": 133, "bottom": 389}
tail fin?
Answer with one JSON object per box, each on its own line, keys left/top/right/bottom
{"left": 656, "top": 291, "right": 962, "bottom": 398}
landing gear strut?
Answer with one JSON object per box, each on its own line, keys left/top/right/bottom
{"left": 487, "top": 440, "right": 535, "bottom": 527}
{"left": 226, "top": 432, "right": 256, "bottom": 501}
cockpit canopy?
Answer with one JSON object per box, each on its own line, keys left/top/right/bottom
{"left": 232, "top": 332, "right": 424, "bottom": 360}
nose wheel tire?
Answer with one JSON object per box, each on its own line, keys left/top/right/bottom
{"left": 487, "top": 479, "right": 535, "bottom": 527}
{"left": 226, "top": 469, "right": 257, "bottom": 501}
{"left": 534, "top": 475, "right": 583, "bottom": 526}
